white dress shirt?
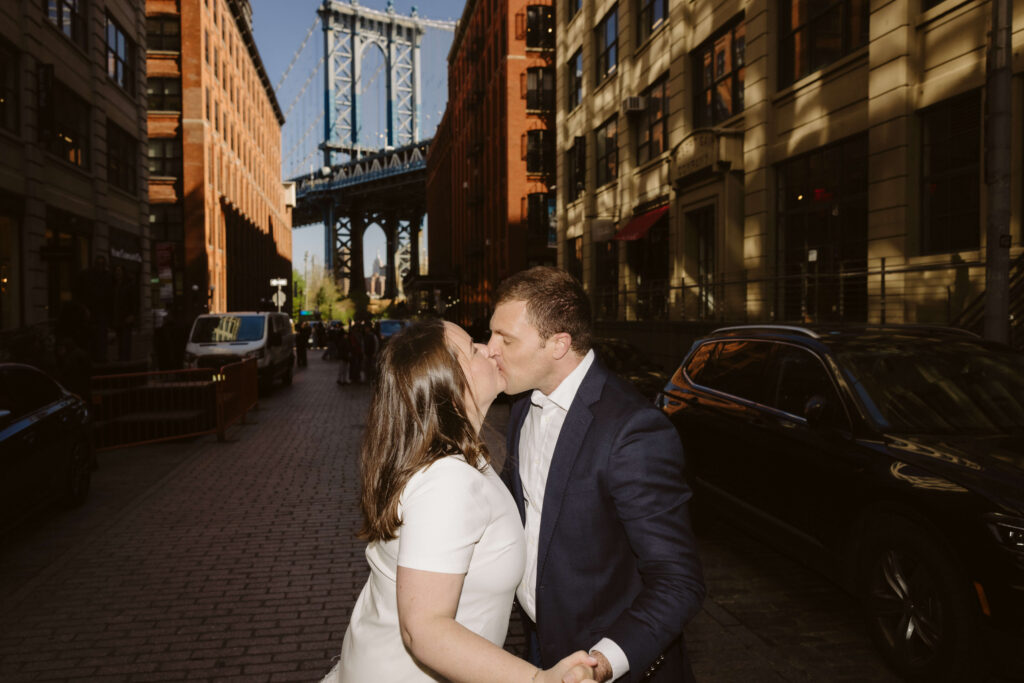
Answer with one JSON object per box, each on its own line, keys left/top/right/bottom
{"left": 516, "top": 350, "right": 629, "bottom": 681}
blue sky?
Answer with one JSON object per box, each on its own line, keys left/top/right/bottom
{"left": 249, "top": 0, "right": 464, "bottom": 277}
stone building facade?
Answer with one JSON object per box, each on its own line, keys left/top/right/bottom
{"left": 1, "top": 0, "right": 149, "bottom": 362}
{"left": 557, "top": 0, "right": 1022, "bottom": 356}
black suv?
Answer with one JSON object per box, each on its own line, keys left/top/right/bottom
{"left": 656, "top": 325, "right": 1024, "bottom": 681}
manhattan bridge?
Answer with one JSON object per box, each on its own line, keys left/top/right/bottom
{"left": 276, "top": 0, "right": 457, "bottom": 303}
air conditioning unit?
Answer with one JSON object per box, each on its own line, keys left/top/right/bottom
{"left": 623, "top": 96, "right": 647, "bottom": 113}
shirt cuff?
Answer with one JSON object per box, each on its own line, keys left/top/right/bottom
{"left": 590, "top": 638, "right": 629, "bottom": 682}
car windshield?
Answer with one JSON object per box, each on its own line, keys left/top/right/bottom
{"left": 836, "top": 341, "right": 1024, "bottom": 435}
{"left": 190, "top": 316, "right": 266, "bottom": 343}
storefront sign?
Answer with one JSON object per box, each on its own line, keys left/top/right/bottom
{"left": 109, "top": 228, "right": 143, "bottom": 268}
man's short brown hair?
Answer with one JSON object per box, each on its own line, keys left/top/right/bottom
{"left": 494, "top": 266, "right": 592, "bottom": 354}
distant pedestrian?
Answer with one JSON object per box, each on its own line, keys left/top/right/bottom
{"left": 348, "top": 323, "right": 364, "bottom": 383}
{"left": 336, "top": 323, "right": 351, "bottom": 385}
{"left": 111, "top": 264, "right": 139, "bottom": 362}
{"left": 296, "top": 321, "right": 311, "bottom": 367}
{"left": 361, "top": 323, "right": 378, "bottom": 382}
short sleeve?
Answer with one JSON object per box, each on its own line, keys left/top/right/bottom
{"left": 397, "top": 457, "right": 490, "bottom": 574}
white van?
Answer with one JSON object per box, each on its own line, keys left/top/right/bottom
{"left": 184, "top": 312, "right": 295, "bottom": 387}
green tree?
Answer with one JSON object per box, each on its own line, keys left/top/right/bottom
{"left": 291, "top": 269, "right": 306, "bottom": 320}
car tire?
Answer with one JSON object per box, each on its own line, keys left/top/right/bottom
{"left": 65, "top": 443, "right": 92, "bottom": 508}
{"left": 859, "top": 515, "right": 985, "bottom": 682}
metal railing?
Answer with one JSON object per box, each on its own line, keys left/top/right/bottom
{"left": 91, "top": 358, "right": 258, "bottom": 451}
{"left": 599, "top": 254, "right": 1022, "bottom": 346}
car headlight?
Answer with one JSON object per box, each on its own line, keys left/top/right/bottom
{"left": 985, "top": 514, "right": 1024, "bottom": 554}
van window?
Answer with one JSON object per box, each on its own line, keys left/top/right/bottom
{"left": 191, "top": 315, "right": 266, "bottom": 343}
{"left": 685, "top": 340, "right": 772, "bottom": 403}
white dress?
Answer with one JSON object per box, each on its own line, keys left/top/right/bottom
{"left": 321, "top": 456, "right": 526, "bottom": 682}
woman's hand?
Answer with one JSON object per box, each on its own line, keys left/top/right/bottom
{"left": 534, "top": 650, "right": 598, "bottom": 683}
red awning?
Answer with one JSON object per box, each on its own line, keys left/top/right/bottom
{"left": 612, "top": 205, "right": 669, "bottom": 241}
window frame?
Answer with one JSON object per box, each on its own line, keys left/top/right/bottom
{"left": 595, "top": 7, "right": 618, "bottom": 85}
{"left": 692, "top": 16, "right": 746, "bottom": 127}
{"left": 637, "top": 0, "right": 667, "bottom": 46}
{"left": 45, "top": 0, "right": 88, "bottom": 50}
{"left": 636, "top": 76, "right": 668, "bottom": 166}
{"left": 595, "top": 116, "right": 618, "bottom": 187}
{"left": 525, "top": 5, "right": 555, "bottom": 50}
{"left": 567, "top": 48, "right": 583, "bottom": 111}
{"left": 146, "top": 15, "right": 181, "bottom": 52}
{"left": 147, "top": 136, "right": 183, "bottom": 177}
{"left": 106, "top": 119, "right": 137, "bottom": 194}
{"left": 566, "top": 135, "right": 586, "bottom": 202}
{"left": 919, "top": 90, "right": 981, "bottom": 255}
{"left": 0, "top": 37, "right": 19, "bottom": 135}
{"left": 524, "top": 128, "right": 553, "bottom": 175}
{"left": 525, "top": 66, "right": 555, "bottom": 111}
{"left": 106, "top": 14, "right": 136, "bottom": 95}
{"left": 147, "top": 77, "right": 182, "bottom": 111}
{"left": 39, "top": 77, "right": 90, "bottom": 168}
{"left": 778, "top": 0, "right": 869, "bottom": 89}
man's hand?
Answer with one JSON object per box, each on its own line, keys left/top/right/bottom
{"left": 560, "top": 663, "right": 595, "bottom": 683}
{"left": 588, "top": 650, "right": 613, "bottom": 682}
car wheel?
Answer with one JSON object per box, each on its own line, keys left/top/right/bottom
{"left": 65, "top": 443, "right": 92, "bottom": 508}
{"left": 860, "top": 515, "right": 984, "bottom": 682}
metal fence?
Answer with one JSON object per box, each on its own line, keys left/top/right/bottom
{"left": 601, "top": 256, "right": 1012, "bottom": 327}
{"left": 91, "top": 358, "right": 258, "bottom": 451}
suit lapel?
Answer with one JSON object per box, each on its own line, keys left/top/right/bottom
{"left": 535, "top": 362, "right": 606, "bottom": 592}
{"left": 507, "top": 397, "right": 529, "bottom": 523}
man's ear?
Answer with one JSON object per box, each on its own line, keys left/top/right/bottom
{"left": 549, "top": 332, "right": 573, "bottom": 360}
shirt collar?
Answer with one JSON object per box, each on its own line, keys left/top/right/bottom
{"left": 530, "top": 349, "right": 595, "bottom": 412}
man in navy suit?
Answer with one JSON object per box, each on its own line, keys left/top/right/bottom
{"left": 487, "top": 266, "right": 705, "bottom": 683}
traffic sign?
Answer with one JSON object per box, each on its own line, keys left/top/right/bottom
{"left": 270, "top": 278, "right": 287, "bottom": 286}
{"left": 272, "top": 291, "right": 286, "bottom": 308}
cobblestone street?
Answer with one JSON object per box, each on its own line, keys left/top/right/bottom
{"left": 1, "top": 356, "right": 911, "bottom": 681}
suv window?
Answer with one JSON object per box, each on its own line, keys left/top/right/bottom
{"left": 0, "top": 367, "right": 62, "bottom": 418}
{"left": 685, "top": 340, "right": 772, "bottom": 403}
{"left": 766, "top": 344, "right": 844, "bottom": 425}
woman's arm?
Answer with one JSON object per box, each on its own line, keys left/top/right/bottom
{"left": 397, "top": 566, "right": 595, "bottom": 683}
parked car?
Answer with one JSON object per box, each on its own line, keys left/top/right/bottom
{"left": 184, "top": 312, "right": 295, "bottom": 388}
{"left": 0, "top": 363, "right": 95, "bottom": 533}
{"left": 592, "top": 337, "right": 669, "bottom": 400}
{"left": 656, "top": 325, "right": 1024, "bottom": 681}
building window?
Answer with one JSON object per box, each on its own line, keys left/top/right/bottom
{"left": 148, "top": 136, "right": 183, "bottom": 177}
{"left": 568, "top": 0, "right": 581, "bottom": 21}
{"left": 627, "top": 210, "right": 670, "bottom": 320}
{"left": 45, "top": 0, "right": 88, "bottom": 50}
{"left": 39, "top": 77, "right": 90, "bottom": 167}
{"left": 146, "top": 15, "right": 181, "bottom": 52}
{"left": 525, "top": 6, "right": 555, "bottom": 50}
{"left": 594, "top": 240, "right": 619, "bottom": 319}
{"left": 106, "top": 120, "right": 137, "bottom": 194}
{"left": 524, "top": 129, "right": 553, "bottom": 175}
{"left": 779, "top": 0, "right": 868, "bottom": 88}
{"left": 105, "top": 15, "right": 135, "bottom": 94}
{"left": 0, "top": 39, "right": 18, "bottom": 134}
{"left": 693, "top": 17, "right": 745, "bottom": 127}
{"left": 636, "top": 76, "right": 667, "bottom": 165}
{"left": 527, "top": 192, "right": 556, "bottom": 247}
{"left": 595, "top": 116, "right": 617, "bottom": 187}
{"left": 150, "top": 203, "right": 184, "bottom": 242}
{"left": 568, "top": 49, "right": 582, "bottom": 110}
{"left": 566, "top": 135, "right": 585, "bottom": 201}
{"left": 921, "top": 91, "right": 981, "bottom": 255}
{"left": 776, "top": 133, "right": 869, "bottom": 321}
{"left": 147, "top": 77, "right": 181, "bottom": 110}
{"left": 525, "top": 66, "right": 554, "bottom": 111}
{"left": 566, "top": 236, "right": 583, "bottom": 282}
{"left": 637, "top": 0, "right": 667, "bottom": 45}
{"left": 595, "top": 7, "right": 618, "bottom": 83}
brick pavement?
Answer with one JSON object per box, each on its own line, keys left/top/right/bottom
{"left": 0, "top": 356, "right": 918, "bottom": 682}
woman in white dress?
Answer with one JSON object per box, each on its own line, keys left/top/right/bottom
{"left": 322, "top": 319, "right": 596, "bottom": 683}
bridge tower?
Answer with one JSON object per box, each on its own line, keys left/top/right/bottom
{"left": 316, "top": 0, "right": 428, "bottom": 299}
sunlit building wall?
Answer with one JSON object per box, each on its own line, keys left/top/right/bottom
{"left": 558, "top": 0, "right": 1023, "bottom": 330}
{"left": 146, "top": 0, "right": 292, "bottom": 320}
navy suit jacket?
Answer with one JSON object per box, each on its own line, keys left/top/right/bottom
{"left": 504, "top": 359, "right": 705, "bottom": 682}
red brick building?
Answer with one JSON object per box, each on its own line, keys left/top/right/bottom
{"left": 426, "top": 0, "right": 556, "bottom": 326}
{"left": 146, "top": 0, "right": 291, "bottom": 321}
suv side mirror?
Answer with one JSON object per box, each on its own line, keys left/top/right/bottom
{"left": 804, "top": 395, "right": 828, "bottom": 429}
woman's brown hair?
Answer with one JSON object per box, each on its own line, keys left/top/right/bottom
{"left": 358, "top": 319, "right": 489, "bottom": 542}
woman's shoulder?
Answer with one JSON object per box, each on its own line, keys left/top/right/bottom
{"left": 405, "top": 455, "right": 486, "bottom": 496}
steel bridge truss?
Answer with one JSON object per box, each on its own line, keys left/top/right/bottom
{"left": 318, "top": 0, "right": 425, "bottom": 163}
